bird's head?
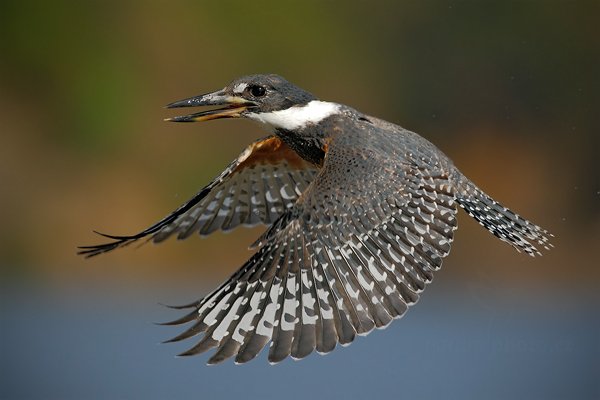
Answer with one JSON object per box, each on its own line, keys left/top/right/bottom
{"left": 166, "top": 74, "right": 341, "bottom": 131}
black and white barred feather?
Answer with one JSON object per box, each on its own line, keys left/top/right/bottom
{"left": 453, "top": 174, "right": 553, "bottom": 256}
{"left": 79, "top": 136, "right": 317, "bottom": 257}
{"left": 160, "top": 129, "right": 464, "bottom": 364}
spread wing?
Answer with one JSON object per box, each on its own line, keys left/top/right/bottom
{"left": 78, "top": 136, "right": 318, "bottom": 258}
{"left": 162, "top": 129, "right": 459, "bottom": 364}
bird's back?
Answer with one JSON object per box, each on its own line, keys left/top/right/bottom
{"left": 311, "top": 110, "right": 551, "bottom": 256}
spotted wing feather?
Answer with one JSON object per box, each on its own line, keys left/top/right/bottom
{"left": 453, "top": 174, "right": 553, "bottom": 256}
{"left": 78, "top": 136, "right": 317, "bottom": 257}
{"left": 163, "top": 130, "right": 460, "bottom": 364}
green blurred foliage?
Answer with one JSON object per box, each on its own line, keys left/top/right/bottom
{"left": 0, "top": 0, "right": 597, "bottom": 286}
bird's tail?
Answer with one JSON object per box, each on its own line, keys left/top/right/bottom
{"left": 453, "top": 175, "right": 553, "bottom": 256}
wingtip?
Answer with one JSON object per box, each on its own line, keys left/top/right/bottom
{"left": 161, "top": 336, "right": 181, "bottom": 344}
{"left": 206, "top": 355, "right": 228, "bottom": 365}
{"left": 92, "top": 230, "right": 129, "bottom": 240}
{"left": 158, "top": 301, "right": 200, "bottom": 310}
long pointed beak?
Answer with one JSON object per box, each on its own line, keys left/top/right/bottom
{"left": 165, "top": 90, "right": 256, "bottom": 122}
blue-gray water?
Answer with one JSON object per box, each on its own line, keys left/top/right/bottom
{"left": 1, "top": 280, "right": 598, "bottom": 400}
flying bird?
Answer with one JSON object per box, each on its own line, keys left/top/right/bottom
{"left": 79, "top": 74, "right": 552, "bottom": 364}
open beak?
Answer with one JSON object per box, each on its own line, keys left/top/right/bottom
{"left": 164, "top": 89, "right": 256, "bottom": 122}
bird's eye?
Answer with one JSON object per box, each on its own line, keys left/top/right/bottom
{"left": 249, "top": 85, "right": 266, "bottom": 97}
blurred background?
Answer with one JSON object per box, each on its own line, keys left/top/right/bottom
{"left": 1, "top": 1, "right": 598, "bottom": 399}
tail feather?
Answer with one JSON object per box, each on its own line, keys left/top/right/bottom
{"left": 455, "top": 178, "right": 553, "bottom": 256}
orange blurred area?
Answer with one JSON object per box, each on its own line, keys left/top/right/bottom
{"left": 1, "top": 1, "right": 597, "bottom": 291}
